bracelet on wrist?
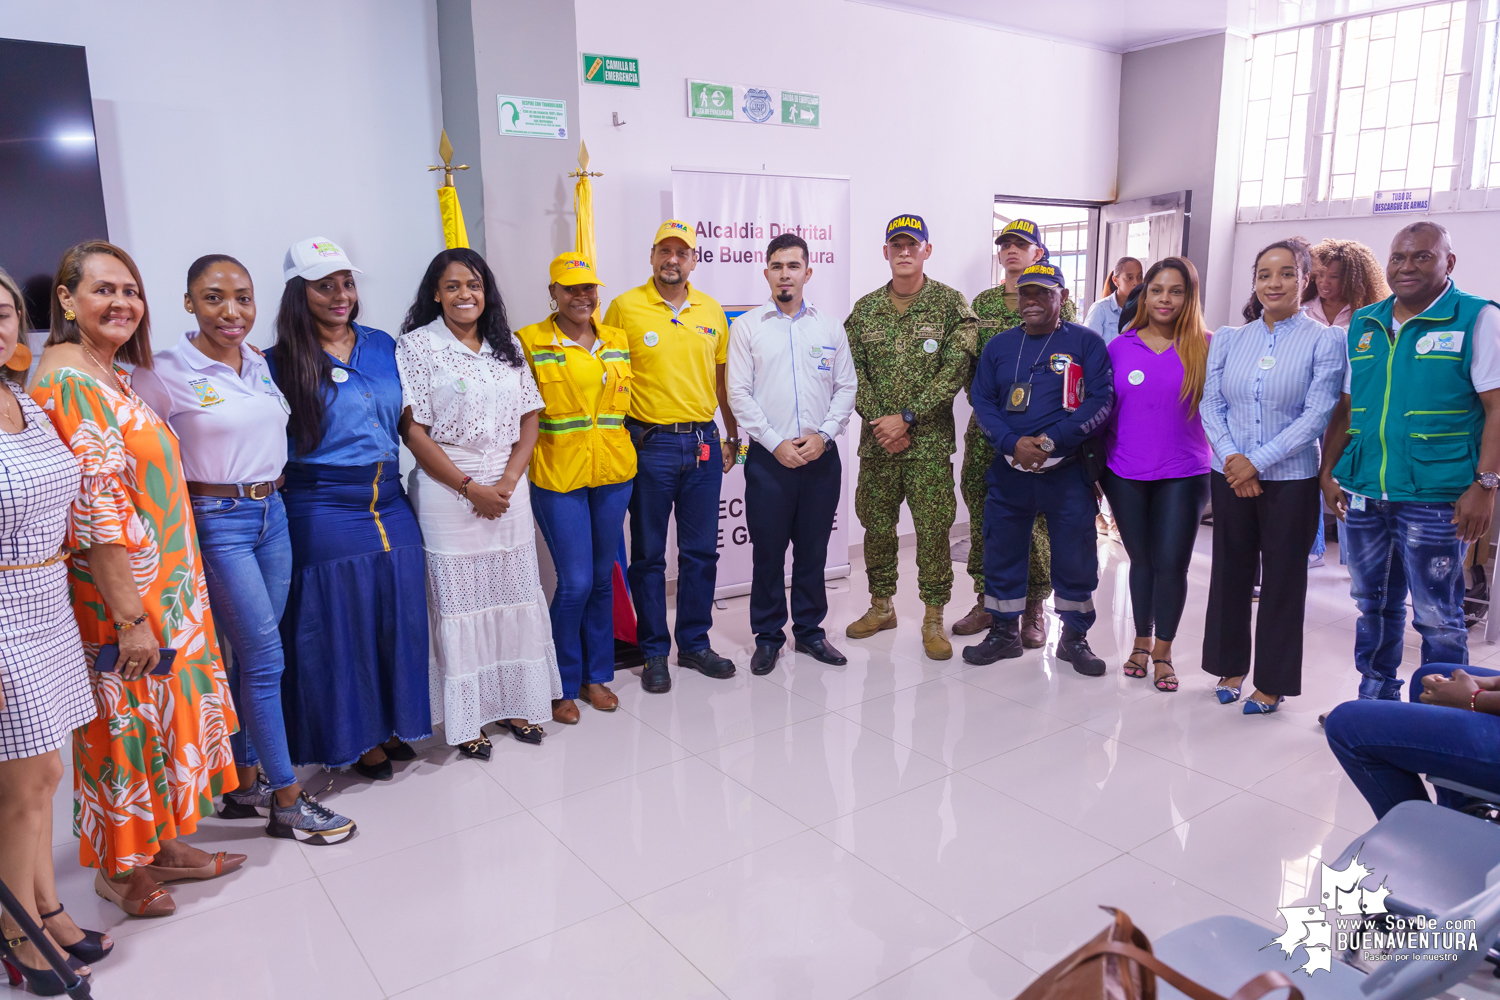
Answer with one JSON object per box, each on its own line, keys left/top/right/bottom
{"left": 1473, "top": 689, "right": 1483, "bottom": 712}
{"left": 458, "top": 476, "right": 473, "bottom": 498}
{"left": 114, "top": 612, "right": 148, "bottom": 632}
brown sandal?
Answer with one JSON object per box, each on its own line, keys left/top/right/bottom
{"left": 94, "top": 870, "right": 174, "bottom": 918}
{"left": 142, "top": 850, "right": 246, "bottom": 883}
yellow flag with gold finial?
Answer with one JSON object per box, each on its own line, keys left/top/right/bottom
{"left": 431, "top": 130, "right": 469, "bottom": 249}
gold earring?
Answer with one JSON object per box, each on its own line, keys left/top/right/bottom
{"left": 64, "top": 309, "right": 76, "bottom": 322}
{"left": 549, "top": 298, "right": 558, "bottom": 312}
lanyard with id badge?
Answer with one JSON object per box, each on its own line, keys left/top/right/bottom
{"left": 1006, "top": 328, "right": 1059, "bottom": 413}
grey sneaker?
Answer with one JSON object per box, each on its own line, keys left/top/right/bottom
{"left": 220, "top": 771, "right": 273, "bottom": 819}
{"left": 268, "top": 791, "right": 356, "bottom": 846}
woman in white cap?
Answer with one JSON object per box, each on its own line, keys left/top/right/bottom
{"left": 266, "top": 238, "right": 431, "bottom": 780}
{"left": 397, "top": 248, "right": 558, "bottom": 757}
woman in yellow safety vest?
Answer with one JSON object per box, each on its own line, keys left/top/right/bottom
{"left": 516, "top": 254, "right": 636, "bottom": 725}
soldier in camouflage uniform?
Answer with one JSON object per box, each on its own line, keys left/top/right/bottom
{"left": 951, "top": 219, "right": 1077, "bottom": 648}
{"left": 845, "top": 214, "right": 977, "bottom": 660}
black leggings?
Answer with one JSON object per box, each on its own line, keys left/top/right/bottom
{"left": 1101, "top": 470, "right": 1211, "bottom": 641}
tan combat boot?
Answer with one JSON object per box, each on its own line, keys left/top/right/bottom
{"left": 950, "top": 599, "right": 993, "bottom": 636}
{"left": 1021, "top": 598, "right": 1047, "bottom": 649}
{"left": 922, "top": 605, "right": 952, "bottom": 660}
{"left": 846, "top": 596, "right": 896, "bottom": 638}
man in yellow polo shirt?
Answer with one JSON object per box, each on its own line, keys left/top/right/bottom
{"left": 604, "top": 219, "right": 739, "bottom": 694}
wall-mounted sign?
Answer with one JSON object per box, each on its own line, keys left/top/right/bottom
{"left": 582, "top": 53, "right": 639, "bottom": 88}
{"left": 1372, "top": 187, "right": 1431, "bottom": 214}
{"left": 497, "top": 95, "right": 568, "bottom": 139}
{"left": 687, "top": 80, "right": 821, "bottom": 128}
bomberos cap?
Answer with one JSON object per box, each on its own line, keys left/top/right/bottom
{"left": 885, "top": 214, "right": 929, "bottom": 243}
{"left": 283, "top": 238, "right": 362, "bottom": 283}
{"left": 1016, "top": 261, "right": 1067, "bottom": 289}
{"left": 548, "top": 253, "right": 605, "bottom": 287}
{"left": 653, "top": 219, "right": 697, "bottom": 249}
{"left": 995, "top": 218, "right": 1043, "bottom": 247}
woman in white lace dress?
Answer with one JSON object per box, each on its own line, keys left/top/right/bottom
{"left": 396, "top": 249, "right": 559, "bottom": 758}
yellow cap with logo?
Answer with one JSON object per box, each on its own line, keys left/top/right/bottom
{"left": 653, "top": 219, "right": 697, "bottom": 249}
{"left": 548, "top": 253, "right": 604, "bottom": 287}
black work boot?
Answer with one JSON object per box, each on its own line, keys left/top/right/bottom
{"left": 641, "top": 655, "right": 672, "bottom": 693}
{"left": 677, "top": 647, "right": 736, "bottom": 679}
{"left": 962, "top": 616, "right": 1023, "bottom": 665}
{"left": 1055, "top": 626, "right": 1106, "bottom": 676}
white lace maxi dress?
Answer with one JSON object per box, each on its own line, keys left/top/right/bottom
{"left": 395, "top": 319, "right": 560, "bottom": 742}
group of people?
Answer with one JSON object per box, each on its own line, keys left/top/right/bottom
{"left": 0, "top": 209, "right": 1494, "bottom": 991}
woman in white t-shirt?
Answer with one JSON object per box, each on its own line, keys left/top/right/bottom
{"left": 396, "top": 249, "right": 559, "bottom": 759}
{"left": 132, "top": 256, "right": 354, "bottom": 844}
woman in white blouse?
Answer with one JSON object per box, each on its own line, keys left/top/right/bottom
{"left": 396, "top": 249, "right": 559, "bottom": 759}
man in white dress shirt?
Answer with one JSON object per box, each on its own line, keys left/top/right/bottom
{"left": 727, "top": 233, "right": 858, "bottom": 675}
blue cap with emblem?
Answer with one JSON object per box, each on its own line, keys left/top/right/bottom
{"left": 995, "top": 218, "right": 1043, "bottom": 247}
{"left": 885, "top": 214, "right": 929, "bottom": 243}
{"left": 1016, "top": 261, "right": 1067, "bottom": 289}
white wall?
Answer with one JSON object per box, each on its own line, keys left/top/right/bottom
{"left": 1231, "top": 210, "right": 1500, "bottom": 323}
{"left": 0, "top": 0, "right": 446, "bottom": 350}
{"left": 572, "top": 0, "right": 1122, "bottom": 547}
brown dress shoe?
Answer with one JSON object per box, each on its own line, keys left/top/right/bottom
{"left": 578, "top": 684, "right": 618, "bottom": 711}
{"left": 552, "top": 699, "right": 580, "bottom": 724}
{"left": 1021, "top": 598, "right": 1047, "bottom": 649}
{"left": 921, "top": 605, "right": 952, "bottom": 660}
{"left": 950, "top": 600, "right": 994, "bottom": 636}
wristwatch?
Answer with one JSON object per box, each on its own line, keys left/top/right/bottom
{"left": 901, "top": 409, "right": 916, "bottom": 426}
{"left": 819, "top": 431, "right": 833, "bottom": 446}
{"left": 1038, "top": 434, "right": 1055, "bottom": 453}
{"left": 1478, "top": 472, "right": 1500, "bottom": 490}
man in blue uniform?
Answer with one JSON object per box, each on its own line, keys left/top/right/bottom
{"left": 965, "top": 262, "right": 1114, "bottom": 674}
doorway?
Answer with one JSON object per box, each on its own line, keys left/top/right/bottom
{"left": 1096, "top": 191, "right": 1191, "bottom": 294}
{"left": 993, "top": 198, "right": 1100, "bottom": 313}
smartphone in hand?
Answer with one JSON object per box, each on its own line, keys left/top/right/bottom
{"left": 93, "top": 645, "right": 177, "bottom": 676}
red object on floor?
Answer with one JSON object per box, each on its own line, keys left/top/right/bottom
{"left": 612, "top": 554, "right": 637, "bottom": 644}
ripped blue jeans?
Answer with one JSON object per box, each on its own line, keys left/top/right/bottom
{"left": 1343, "top": 496, "right": 1469, "bottom": 700}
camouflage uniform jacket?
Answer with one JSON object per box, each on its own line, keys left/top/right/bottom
{"left": 846, "top": 277, "right": 977, "bottom": 462}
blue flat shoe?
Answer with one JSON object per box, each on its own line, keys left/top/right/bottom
{"left": 1215, "top": 684, "right": 1242, "bottom": 704}
{"left": 1242, "top": 695, "right": 1283, "bottom": 715}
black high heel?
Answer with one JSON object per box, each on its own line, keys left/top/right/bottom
{"left": 0, "top": 934, "right": 90, "bottom": 997}
{"left": 37, "top": 905, "right": 112, "bottom": 964}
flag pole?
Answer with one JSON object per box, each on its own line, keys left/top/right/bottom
{"left": 428, "top": 129, "right": 471, "bottom": 249}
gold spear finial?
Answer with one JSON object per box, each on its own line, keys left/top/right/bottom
{"left": 427, "top": 128, "right": 469, "bottom": 187}
{"left": 568, "top": 138, "right": 602, "bottom": 178}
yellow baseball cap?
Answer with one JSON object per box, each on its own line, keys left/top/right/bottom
{"left": 653, "top": 218, "right": 696, "bottom": 249}
{"left": 548, "top": 253, "right": 604, "bottom": 287}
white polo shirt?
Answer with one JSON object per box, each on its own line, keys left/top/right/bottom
{"left": 132, "top": 333, "right": 290, "bottom": 485}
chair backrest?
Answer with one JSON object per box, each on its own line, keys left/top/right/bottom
{"left": 1362, "top": 878, "right": 1500, "bottom": 1000}
{"left": 1426, "top": 774, "right": 1500, "bottom": 803}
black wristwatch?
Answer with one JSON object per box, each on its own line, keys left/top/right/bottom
{"left": 901, "top": 409, "right": 916, "bottom": 426}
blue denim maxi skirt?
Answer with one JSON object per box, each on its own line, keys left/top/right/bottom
{"left": 279, "top": 462, "right": 432, "bottom": 767}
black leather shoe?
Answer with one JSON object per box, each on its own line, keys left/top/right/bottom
{"left": 794, "top": 638, "right": 847, "bottom": 665}
{"left": 641, "top": 655, "right": 672, "bottom": 694}
{"left": 750, "top": 644, "right": 781, "bottom": 675}
{"left": 352, "top": 757, "right": 393, "bottom": 781}
{"left": 1055, "top": 626, "right": 1106, "bottom": 676}
{"left": 678, "top": 647, "right": 736, "bottom": 679}
{"left": 963, "top": 617, "right": 1023, "bottom": 664}
{"left": 382, "top": 739, "right": 417, "bottom": 761}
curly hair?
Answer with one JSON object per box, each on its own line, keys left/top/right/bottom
{"left": 400, "top": 248, "right": 521, "bottom": 368}
{"left": 1299, "top": 238, "right": 1391, "bottom": 312}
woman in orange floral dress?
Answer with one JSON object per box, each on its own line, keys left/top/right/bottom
{"left": 30, "top": 242, "right": 244, "bottom": 918}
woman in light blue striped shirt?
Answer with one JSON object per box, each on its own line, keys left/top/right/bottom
{"left": 1199, "top": 237, "right": 1346, "bottom": 715}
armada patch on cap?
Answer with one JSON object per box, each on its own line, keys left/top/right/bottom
{"left": 885, "top": 214, "right": 929, "bottom": 242}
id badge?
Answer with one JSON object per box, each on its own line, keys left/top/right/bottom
{"left": 699, "top": 442, "right": 712, "bottom": 463}
{"left": 1349, "top": 493, "right": 1366, "bottom": 512}
{"left": 1006, "top": 382, "right": 1032, "bottom": 413}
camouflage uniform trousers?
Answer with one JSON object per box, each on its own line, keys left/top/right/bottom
{"left": 856, "top": 457, "right": 957, "bottom": 607}
{"left": 960, "top": 423, "right": 1052, "bottom": 601}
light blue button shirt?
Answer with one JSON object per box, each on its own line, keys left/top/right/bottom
{"left": 1199, "top": 310, "right": 1346, "bottom": 481}
{"left": 1084, "top": 293, "right": 1125, "bottom": 344}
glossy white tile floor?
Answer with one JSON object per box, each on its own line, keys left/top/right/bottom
{"left": 49, "top": 526, "right": 1500, "bottom": 999}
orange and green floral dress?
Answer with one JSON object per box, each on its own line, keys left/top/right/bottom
{"left": 31, "top": 366, "right": 238, "bottom": 875}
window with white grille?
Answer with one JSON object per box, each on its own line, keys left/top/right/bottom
{"left": 1239, "top": 0, "right": 1500, "bottom": 219}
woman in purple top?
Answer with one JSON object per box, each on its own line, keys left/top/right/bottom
{"left": 1102, "top": 257, "right": 1213, "bottom": 692}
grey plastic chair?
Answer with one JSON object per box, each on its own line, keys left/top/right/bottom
{"left": 1150, "top": 878, "right": 1500, "bottom": 1000}
{"left": 1327, "top": 800, "right": 1500, "bottom": 917}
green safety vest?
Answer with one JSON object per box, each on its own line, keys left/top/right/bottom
{"left": 1333, "top": 284, "right": 1496, "bottom": 503}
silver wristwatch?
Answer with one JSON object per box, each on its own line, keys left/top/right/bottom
{"left": 1038, "top": 434, "right": 1055, "bottom": 453}
{"left": 1478, "top": 472, "right": 1500, "bottom": 490}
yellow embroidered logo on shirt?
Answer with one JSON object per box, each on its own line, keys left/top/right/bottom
{"left": 189, "top": 378, "right": 223, "bottom": 406}
{"left": 1355, "top": 330, "right": 1373, "bottom": 353}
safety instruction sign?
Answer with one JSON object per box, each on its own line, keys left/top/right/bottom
{"left": 687, "top": 80, "right": 821, "bottom": 128}
{"left": 497, "top": 95, "right": 568, "bottom": 139}
{"left": 581, "top": 53, "right": 639, "bottom": 87}
{"left": 1372, "top": 187, "right": 1431, "bottom": 214}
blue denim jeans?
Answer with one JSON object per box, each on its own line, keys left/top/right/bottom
{"left": 1343, "top": 496, "right": 1468, "bottom": 700}
{"left": 1325, "top": 663, "right": 1500, "bottom": 818}
{"left": 626, "top": 426, "right": 724, "bottom": 659}
{"left": 194, "top": 493, "right": 296, "bottom": 789}
{"left": 532, "top": 480, "right": 633, "bottom": 699}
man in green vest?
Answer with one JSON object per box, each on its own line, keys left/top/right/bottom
{"left": 1319, "top": 221, "right": 1500, "bottom": 700}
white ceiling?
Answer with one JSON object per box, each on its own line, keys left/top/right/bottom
{"left": 855, "top": 0, "right": 1427, "bottom": 53}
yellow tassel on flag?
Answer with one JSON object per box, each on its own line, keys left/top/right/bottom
{"left": 429, "top": 129, "right": 470, "bottom": 250}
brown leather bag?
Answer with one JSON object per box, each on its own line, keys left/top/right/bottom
{"left": 1016, "top": 908, "right": 1304, "bottom": 1000}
